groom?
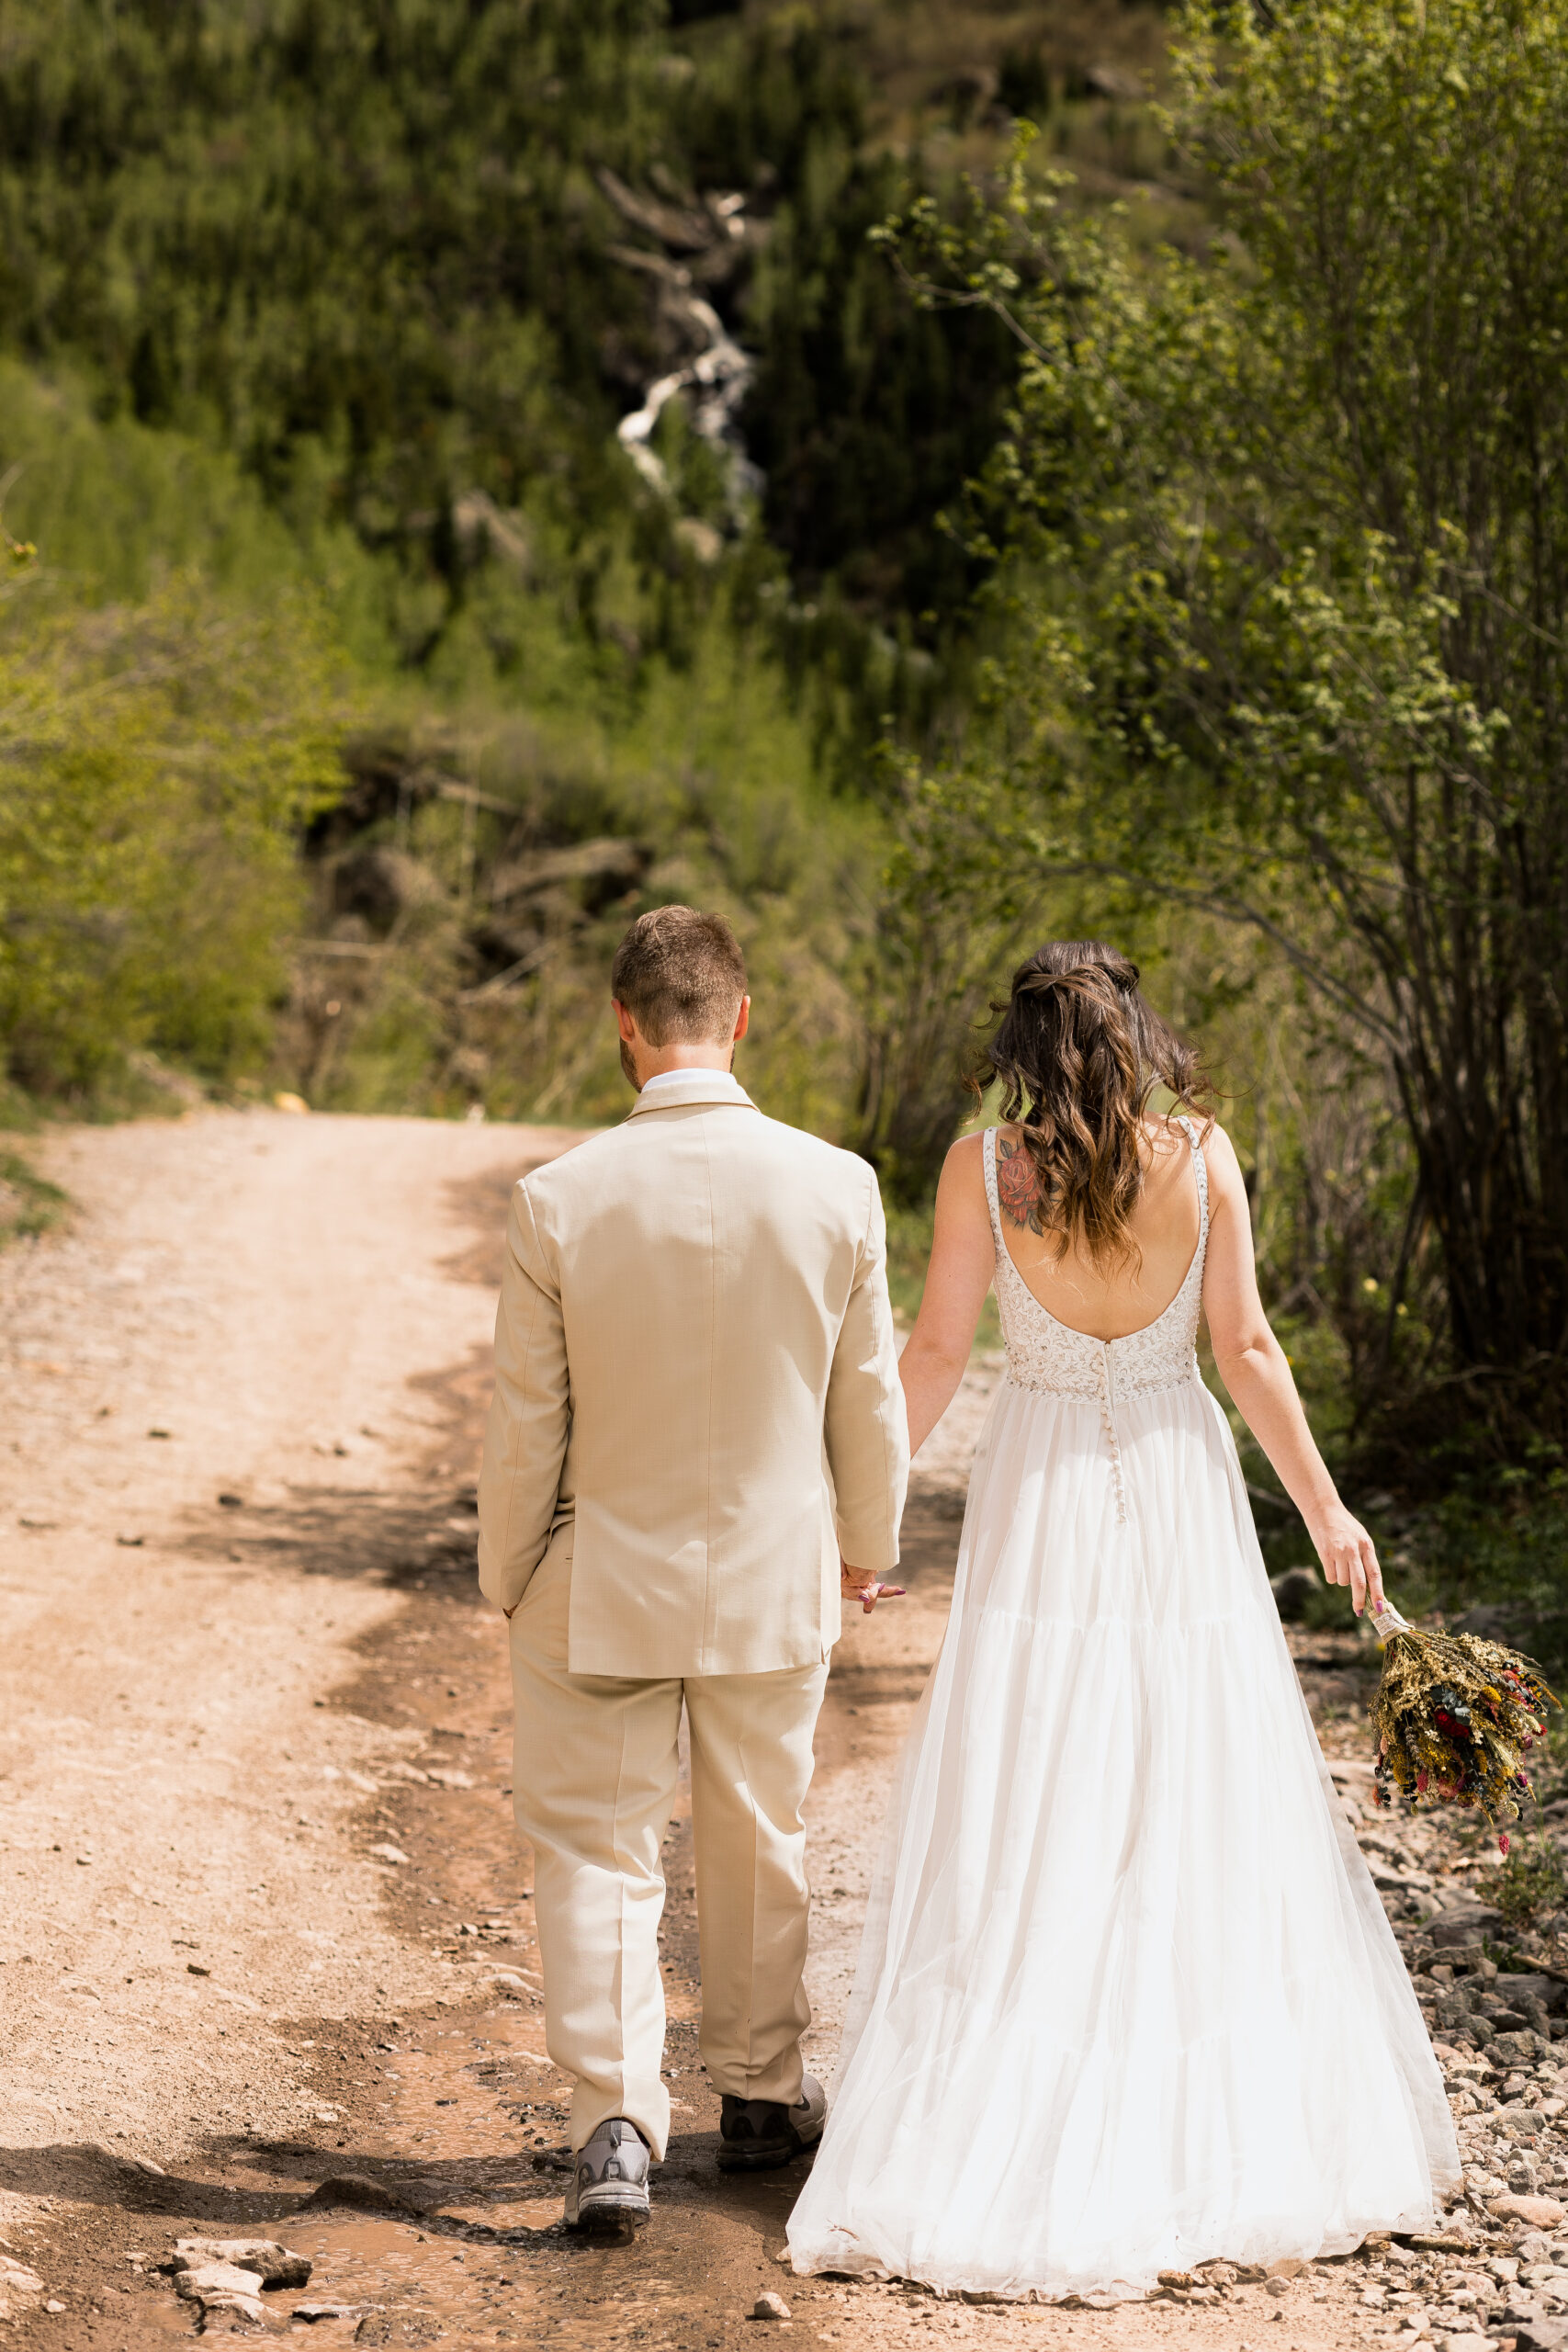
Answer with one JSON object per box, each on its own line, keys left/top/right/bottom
{"left": 478, "top": 905, "right": 908, "bottom": 2227}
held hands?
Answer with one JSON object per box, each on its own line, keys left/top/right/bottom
{"left": 840, "top": 1561, "right": 906, "bottom": 1614}
{"left": 1310, "top": 1502, "right": 1385, "bottom": 1618}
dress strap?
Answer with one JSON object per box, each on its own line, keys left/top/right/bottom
{"left": 1176, "top": 1114, "right": 1210, "bottom": 1243}
{"left": 981, "top": 1127, "right": 1007, "bottom": 1255}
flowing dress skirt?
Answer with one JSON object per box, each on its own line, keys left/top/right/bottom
{"left": 786, "top": 1373, "right": 1460, "bottom": 2301}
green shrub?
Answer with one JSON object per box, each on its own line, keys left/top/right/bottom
{"left": 0, "top": 573, "right": 350, "bottom": 1097}
{"left": 1493, "top": 1837, "right": 1568, "bottom": 1930}
{"left": 0, "top": 1148, "right": 66, "bottom": 1245}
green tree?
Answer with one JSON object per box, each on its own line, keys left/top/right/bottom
{"left": 0, "top": 575, "right": 349, "bottom": 1092}
{"left": 0, "top": 0, "right": 1026, "bottom": 647}
{"left": 0, "top": 0, "right": 661, "bottom": 515}
{"left": 886, "top": 0, "right": 1568, "bottom": 1436}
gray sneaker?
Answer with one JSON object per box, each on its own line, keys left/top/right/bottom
{"left": 564, "top": 2118, "right": 651, "bottom": 2229}
{"left": 716, "top": 2074, "right": 827, "bottom": 2173}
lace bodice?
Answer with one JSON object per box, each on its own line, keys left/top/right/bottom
{"left": 983, "top": 1120, "right": 1208, "bottom": 1401}
{"left": 983, "top": 1121, "right": 1209, "bottom": 1521}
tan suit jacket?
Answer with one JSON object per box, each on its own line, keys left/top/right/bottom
{"left": 478, "top": 1077, "right": 908, "bottom": 1677}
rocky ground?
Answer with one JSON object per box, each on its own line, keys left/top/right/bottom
{"left": 3, "top": 1109, "right": 1567, "bottom": 2352}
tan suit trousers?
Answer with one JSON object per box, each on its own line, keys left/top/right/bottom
{"left": 509, "top": 1539, "right": 829, "bottom": 2161}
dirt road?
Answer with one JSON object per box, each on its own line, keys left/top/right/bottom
{"left": 0, "top": 1109, "right": 1470, "bottom": 2352}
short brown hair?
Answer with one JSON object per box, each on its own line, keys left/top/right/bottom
{"left": 611, "top": 905, "right": 748, "bottom": 1046}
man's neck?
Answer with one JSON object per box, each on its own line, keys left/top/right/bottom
{"left": 637, "top": 1048, "right": 734, "bottom": 1083}
{"left": 637, "top": 1065, "right": 745, "bottom": 1098}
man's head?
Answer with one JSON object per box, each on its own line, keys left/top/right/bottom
{"left": 610, "top": 905, "right": 750, "bottom": 1090}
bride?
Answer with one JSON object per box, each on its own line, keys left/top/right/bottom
{"left": 788, "top": 942, "right": 1459, "bottom": 2301}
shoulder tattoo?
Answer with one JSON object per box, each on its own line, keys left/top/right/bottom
{"left": 994, "top": 1132, "right": 1047, "bottom": 1238}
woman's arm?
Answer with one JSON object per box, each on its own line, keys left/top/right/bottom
{"left": 899, "top": 1136, "right": 998, "bottom": 1457}
{"left": 1201, "top": 1124, "right": 1385, "bottom": 1616}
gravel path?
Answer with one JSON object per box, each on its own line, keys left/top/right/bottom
{"left": 0, "top": 1107, "right": 1559, "bottom": 2352}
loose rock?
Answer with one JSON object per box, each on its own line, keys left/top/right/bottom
{"left": 1516, "top": 2232, "right": 1560, "bottom": 2262}
{"left": 752, "top": 2291, "right": 792, "bottom": 2321}
{"left": 172, "top": 2240, "right": 311, "bottom": 2289}
{"left": 299, "top": 2174, "right": 429, "bottom": 2216}
{"left": 1511, "top": 2321, "right": 1568, "bottom": 2352}
{"left": 1432, "top": 1906, "right": 1506, "bottom": 1949}
{"left": 1489, "top": 2196, "right": 1567, "bottom": 2229}
{"left": 175, "top": 2262, "right": 269, "bottom": 2326}
{"left": 175, "top": 2263, "right": 269, "bottom": 2299}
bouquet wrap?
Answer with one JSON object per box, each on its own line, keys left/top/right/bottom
{"left": 1368, "top": 1601, "right": 1558, "bottom": 1852}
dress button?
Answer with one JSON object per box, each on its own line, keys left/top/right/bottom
{"left": 1099, "top": 1345, "right": 1127, "bottom": 1527}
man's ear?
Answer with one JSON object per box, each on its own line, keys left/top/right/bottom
{"left": 614, "top": 998, "right": 639, "bottom": 1046}
{"left": 733, "top": 995, "right": 751, "bottom": 1043}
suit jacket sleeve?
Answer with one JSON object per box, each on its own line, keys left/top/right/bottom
{"left": 824, "top": 1167, "right": 910, "bottom": 1572}
{"left": 477, "top": 1181, "right": 569, "bottom": 1614}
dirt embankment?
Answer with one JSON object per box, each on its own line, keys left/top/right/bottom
{"left": 0, "top": 1108, "right": 1526, "bottom": 2352}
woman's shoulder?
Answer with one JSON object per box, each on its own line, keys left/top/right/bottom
{"left": 1178, "top": 1113, "right": 1244, "bottom": 1207}
{"left": 1139, "top": 1110, "right": 1241, "bottom": 1208}
{"left": 937, "top": 1128, "right": 997, "bottom": 1217}
{"left": 971, "top": 1123, "right": 1049, "bottom": 1234}
{"left": 1146, "top": 1105, "right": 1234, "bottom": 1152}
{"left": 951, "top": 1122, "right": 1033, "bottom": 1188}
{"left": 942, "top": 1127, "right": 992, "bottom": 1187}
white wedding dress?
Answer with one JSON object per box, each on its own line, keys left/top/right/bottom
{"left": 788, "top": 1121, "right": 1459, "bottom": 2301}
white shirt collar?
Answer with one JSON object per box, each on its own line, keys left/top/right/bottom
{"left": 637, "top": 1067, "right": 749, "bottom": 1102}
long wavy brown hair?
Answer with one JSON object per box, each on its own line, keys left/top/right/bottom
{"left": 971, "top": 941, "right": 1214, "bottom": 1267}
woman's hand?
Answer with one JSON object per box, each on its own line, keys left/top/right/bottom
{"left": 1309, "top": 1503, "right": 1385, "bottom": 1618}
{"left": 841, "top": 1562, "right": 905, "bottom": 1614}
